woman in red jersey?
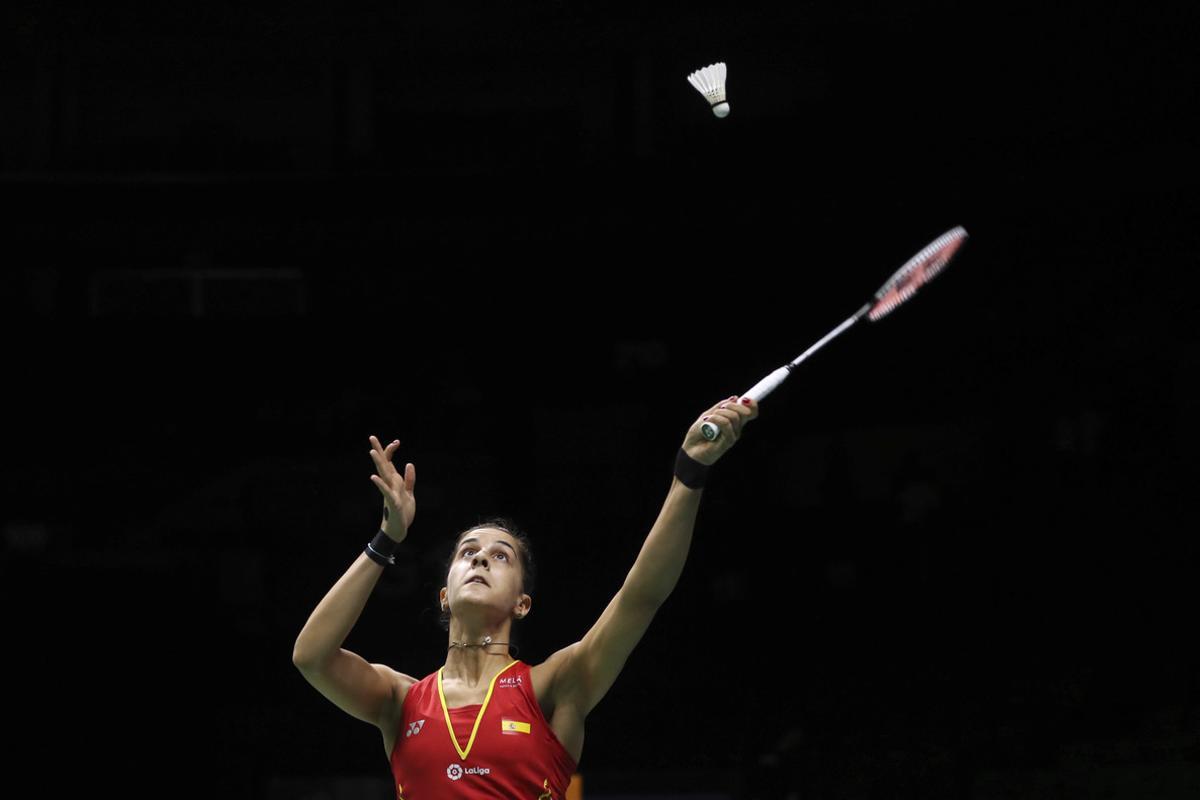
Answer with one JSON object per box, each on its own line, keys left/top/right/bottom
{"left": 294, "top": 394, "right": 758, "bottom": 798}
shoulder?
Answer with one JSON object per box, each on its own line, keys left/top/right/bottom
{"left": 374, "top": 664, "right": 422, "bottom": 729}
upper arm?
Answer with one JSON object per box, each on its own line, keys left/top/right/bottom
{"left": 294, "top": 648, "right": 416, "bottom": 731}
{"left": 548, "top": 586, "right": 661, "bottom": 717}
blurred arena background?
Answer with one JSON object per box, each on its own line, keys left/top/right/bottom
{"left": 4, "top": 1, "right": 1198, "bottom": 798}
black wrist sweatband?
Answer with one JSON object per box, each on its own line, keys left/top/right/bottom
{"left": 365, "top": 528, "right": 398, "bottom": 566}
{"left": 674, "top": 447, "right": 710, "bottom": 489}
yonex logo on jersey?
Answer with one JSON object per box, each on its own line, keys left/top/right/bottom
{"left": 405, "top": 719, "right": 426, "bottom": 737}
{"left": 446, "top": 763, "right": 491, "bottom": 781}
{"left": 498, "top": 675, "right": 524, "bottom": 687}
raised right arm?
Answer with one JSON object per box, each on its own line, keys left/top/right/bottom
{"left": 292, "top": 550, "right": 413, "bottom": 728}
{"left": 292, "top": 435, "right": 418, "bottom": 729}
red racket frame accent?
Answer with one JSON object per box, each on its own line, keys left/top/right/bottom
{"left": 867, "top": 226, "right": 968, "bottom": 322}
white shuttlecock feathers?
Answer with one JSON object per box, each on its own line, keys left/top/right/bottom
{"left": 687, "top": 62, "right": 729, "bottom": 118}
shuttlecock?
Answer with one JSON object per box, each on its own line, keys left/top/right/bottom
{"left": 687, "top": 62, "right": 729, "bottom": 118}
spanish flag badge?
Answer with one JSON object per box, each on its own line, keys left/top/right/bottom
{"left": 501, "top": 718, "right": 531, "bottom": 734}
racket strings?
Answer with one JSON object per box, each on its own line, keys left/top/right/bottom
{"left": 867, "top": 226, "right": 967, "bottom": 321}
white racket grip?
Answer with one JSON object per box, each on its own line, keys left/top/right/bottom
{"left": 742, "top": 365, "right": 792, "bottom": 403}
{"left": 699, "top": 365, "right": 791, "bottom": 442}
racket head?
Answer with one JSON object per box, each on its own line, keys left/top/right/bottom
{"left": 867, "top": 226, "right": 968, "bottom": 322}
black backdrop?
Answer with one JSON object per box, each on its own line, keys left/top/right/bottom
{"left": 5, "top": 1, "right": 1198, "bottom": 798}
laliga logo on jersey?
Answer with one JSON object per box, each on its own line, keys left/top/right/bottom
{"left": 498, "top": 675, "right": 524, "bottom": 687}
{"left": 405, "top": 720, "right": 426, "bottom": 738}
{"left": 446, "top": 763, "right": 491, "bottom": 781}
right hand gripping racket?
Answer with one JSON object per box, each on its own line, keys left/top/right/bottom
{"left": 701, "top": 226, "right": 970, "bottom": 441}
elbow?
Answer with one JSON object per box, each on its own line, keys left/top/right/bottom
{"left": 292, "top": 641, "right": 321, "bottom": 670}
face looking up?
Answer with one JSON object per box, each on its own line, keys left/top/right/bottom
{"left": 441, "top": 526, "right": 530, "bottom": 622}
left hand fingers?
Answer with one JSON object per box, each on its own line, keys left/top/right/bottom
{"left": 705, "top": 396, "right": 756, "bottom": 438}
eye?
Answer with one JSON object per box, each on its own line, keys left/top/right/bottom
{"left": 463, "top": 548, "right": 476, "bottom": 557}
{"left": 495, "top": 552, "right": 508, "bottom": 561}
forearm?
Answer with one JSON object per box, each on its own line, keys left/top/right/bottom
{"left": 621, "top": 477, "right": 703, "bottom": 606}
{"left": 292, "top": 549, "right": 387, "bottom": 667}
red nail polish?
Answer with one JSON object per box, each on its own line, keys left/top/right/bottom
{"left": 741, "top": 397, "right": 751, "bottom": 406}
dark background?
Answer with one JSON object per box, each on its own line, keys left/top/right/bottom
{"left": 4, "top": 1, "right": 1198, "bottom": 798}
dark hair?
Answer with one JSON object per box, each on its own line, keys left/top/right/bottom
{"left": 438, "top": 515, "right": 537, "bottom": 634}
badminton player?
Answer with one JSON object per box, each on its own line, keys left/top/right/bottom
{"left": 293, "top": 394, "right": 758, "bottom": 797}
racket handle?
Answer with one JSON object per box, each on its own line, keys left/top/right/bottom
{"left": 699, "top": 365, "right": 792, "bottom": 441}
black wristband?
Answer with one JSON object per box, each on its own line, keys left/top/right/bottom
{"left": 674, "top": 447, "right": 710, "bottom": 489}
{"left": 365, "top": 528, "right": 398, "bottom": 566}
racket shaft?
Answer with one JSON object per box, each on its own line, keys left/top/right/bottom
{"left": 743, "top": 308, "right": 867, "bottom": 401}
{"left": 789, "top": 307, "right": 868, "bottom": 368}
{"left": 700, "top": 307, "right": 868, "bottom": 442}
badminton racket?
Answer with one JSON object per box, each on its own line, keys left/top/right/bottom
{"left": 701, "top": 225, "right": 969, "bottom": 441}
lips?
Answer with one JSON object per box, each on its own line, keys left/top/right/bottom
{"left": 465, "top": 575, "right": 489, "bottom": 586}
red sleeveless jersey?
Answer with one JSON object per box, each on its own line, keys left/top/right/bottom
{"left": 388, "top": 658, "right": 578, "bottom": 799}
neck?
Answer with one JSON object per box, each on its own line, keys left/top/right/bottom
{"left": 443, "top": 617, "right": 515, "bottom": 685}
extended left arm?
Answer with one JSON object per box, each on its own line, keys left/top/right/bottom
{"left": 547, "top": 395, "right": 758, "bottom": 715}
{"left": 622, "top": 476, "right": 703, "bottom": 607}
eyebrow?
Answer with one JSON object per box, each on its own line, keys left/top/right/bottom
{"left": 460, "top": 537, "right": 516, "bottom": 554}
